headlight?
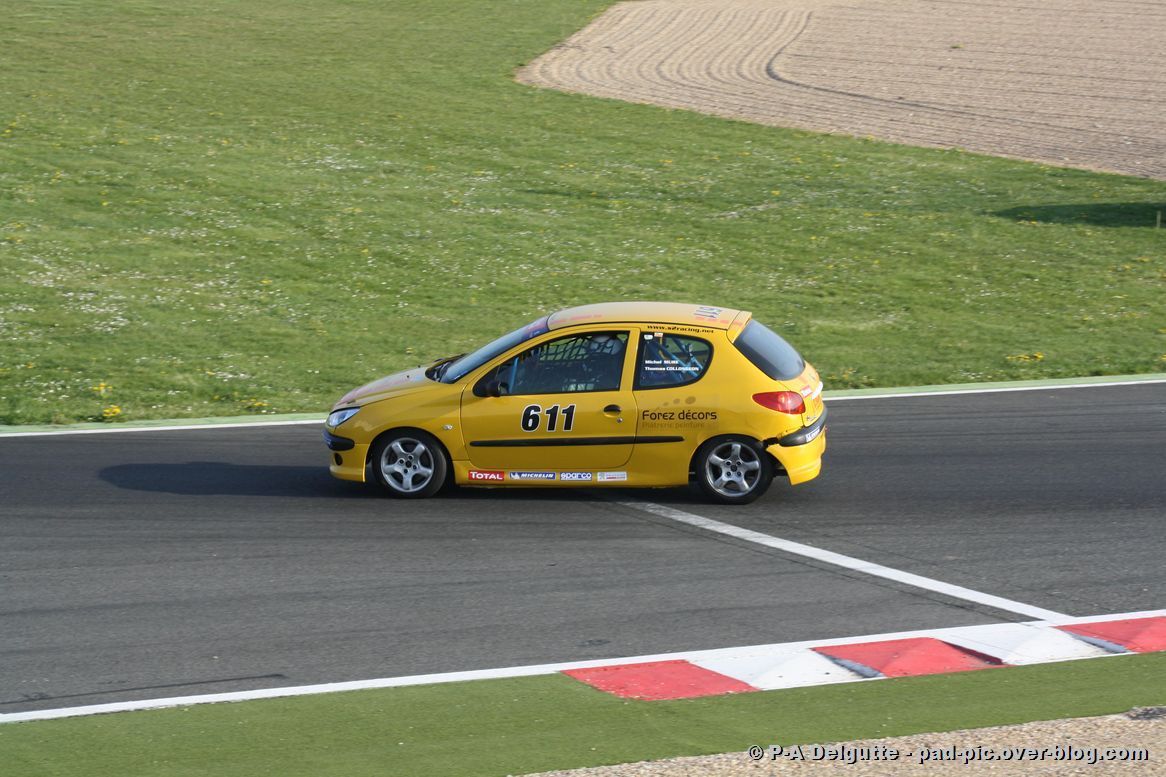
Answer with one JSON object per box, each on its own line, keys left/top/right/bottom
{"left": 327, "top": 407, "right": 360, "bottom": 428}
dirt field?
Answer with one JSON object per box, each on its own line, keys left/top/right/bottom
{"left": 518, "top": 0, "right": 1166, "bottom": 180}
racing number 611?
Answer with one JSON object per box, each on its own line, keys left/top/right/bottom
{"left": 521, "top": 403, "right": 576, "bottom": 432}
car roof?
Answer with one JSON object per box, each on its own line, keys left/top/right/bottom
{"left": 547, "top": 302, "right": 748, "bottom": 331}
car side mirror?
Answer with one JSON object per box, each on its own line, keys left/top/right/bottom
{"left": 485, "top": 380, "right": 508, "bottom": 397}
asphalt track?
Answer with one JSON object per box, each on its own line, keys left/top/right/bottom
{"left": 1, "top": 384, "right": 1162, "bottom": 714}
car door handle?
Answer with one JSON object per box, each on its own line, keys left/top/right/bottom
{"left": 603, "top": 404, "right": 621, "bottom": 414}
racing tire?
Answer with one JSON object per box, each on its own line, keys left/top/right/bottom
{"left": 693, "top": 435, "right": 773, "bottom": 505}
{"left": 369, "top": 430, "right": 448, "bottom": 499}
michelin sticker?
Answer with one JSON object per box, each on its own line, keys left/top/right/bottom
{"left": 508, "top": 471, "right": 556, "bottom": 481}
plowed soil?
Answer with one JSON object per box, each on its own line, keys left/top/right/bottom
{"left": 518, "top": 0, "right": 1166, "bottom": 180}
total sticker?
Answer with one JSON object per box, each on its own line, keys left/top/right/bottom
{"left": 597, "top": 471, "right": 628, "bottom": 482}
{"left": 468, "top": 470, "right": 505, "bottom": 482}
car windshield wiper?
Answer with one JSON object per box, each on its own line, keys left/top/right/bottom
{"left": 425, "top": 354, "right": 463, "bottom": 382}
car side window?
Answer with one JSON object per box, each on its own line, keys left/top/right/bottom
{"left": 478, "top": 331, "right": 629, "bottom": 395}
{"left": 635, "top": 333, "right": 713, "bottom": 389}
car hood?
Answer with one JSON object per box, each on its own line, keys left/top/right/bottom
{"left": 334, "top": 367, "right": 434, "bottom": 408}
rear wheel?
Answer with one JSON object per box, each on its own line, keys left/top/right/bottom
{"left": 694, "top": 435, "right": 772, "bottom": 505}
{"left": 369, "top": 430, "right": 448, "bottom": 498}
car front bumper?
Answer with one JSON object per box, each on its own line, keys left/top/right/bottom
{"left": 324, "top": 429, "right": 368, "bottom": 482}
{"left": 323, "top": 429, "right": 355, "bottom": 451}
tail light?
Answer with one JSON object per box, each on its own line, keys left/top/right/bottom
{"left": 752, "top": 391, "right": 806, "bottom": 414}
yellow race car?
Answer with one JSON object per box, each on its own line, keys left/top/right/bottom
{"left": 324, "top": 302, "right": 825, "bottom": 504}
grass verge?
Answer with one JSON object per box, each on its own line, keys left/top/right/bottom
{"left": 2, "top": 653, "right": 1164, "bottom": 777}
{"left": 1, "top": 0, "right": 1163, "bottom": 425}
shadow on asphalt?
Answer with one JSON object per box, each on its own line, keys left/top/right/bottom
{"left": 99, "top": 462, "right": 365, "bottom": 498}
{"left": 98, "top": 462, "right": 699, "bottom": 504}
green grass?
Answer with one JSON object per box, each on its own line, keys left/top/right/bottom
{"left": 2, "top": 654, "right": 1164, "bottom": 777}
{"left": 1, "top": 0, "right": 1163, "bottom": 424}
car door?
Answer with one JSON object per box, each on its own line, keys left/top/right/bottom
{"left": 459, "top": 329, "right": 637, "bottom": 472}
{"left": 632, "top": 329, "right": 720, "bottom": 454}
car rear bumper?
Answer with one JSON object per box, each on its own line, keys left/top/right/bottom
{"left": 777, "top": 405, "right": 826, "bottom": 447}
{"left": 766, "top": 408, "right": 827, "bottom": 486}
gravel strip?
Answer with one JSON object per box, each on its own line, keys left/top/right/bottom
{"left": 520, "top": 709, "right": 1165, "bottom": 776}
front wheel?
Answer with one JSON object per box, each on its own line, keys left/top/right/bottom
{"left": 693, "top": 436, "right": 773, "bottom": 505}
{"left": 369, "top": 430, "right": 448, "bottom": 498}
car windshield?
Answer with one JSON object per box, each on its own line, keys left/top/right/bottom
{"left": 437, "top": 316, "right": 550, "bottom": 383}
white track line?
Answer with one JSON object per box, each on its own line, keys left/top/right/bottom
{"left": 827, "top": 377, "right": 1166, "bottom": 402}
{"left": 0, "top": 376, "right": 1161, "bottom": 438}
{"left": 620, "top": 502, "right": 1071, "bottom": 623}
{"left": 5, "top": 610, "right": 1160, "bottom": 724}
{"left": 0, "top": 418, "right": 322, "bottom": 438}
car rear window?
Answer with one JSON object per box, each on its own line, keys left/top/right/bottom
{"left": 733, "top": 320, "right": 804, "bottom": 380}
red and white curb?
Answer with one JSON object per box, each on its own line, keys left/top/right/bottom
{"left": 562, "top": 612, "right": 1166, "bottom": 701}
{"left": 3, "top": 611, "right": 1162, "bottom": 724}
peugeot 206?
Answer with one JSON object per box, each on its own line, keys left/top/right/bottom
{"left": 324, "top": 302, "right": 826, "bottom": 504}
